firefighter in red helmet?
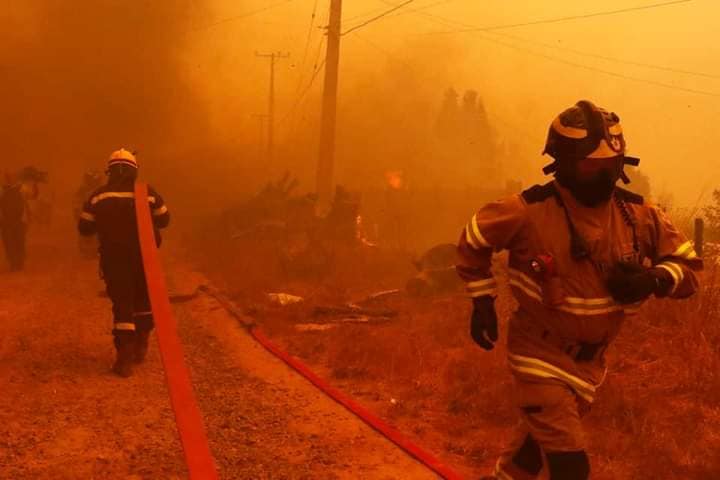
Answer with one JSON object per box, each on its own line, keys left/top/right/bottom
{"left": 457, "top": 101, "right": 702, "bottom": 479}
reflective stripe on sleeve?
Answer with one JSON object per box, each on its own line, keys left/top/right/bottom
{"left": 152, "top": 205, "right": 168, "bottom": 216}
{"left": 672, "top": 241, "right": 698, "bottom": 260}
{"left": 657, "top": 261, "right": 684, "bottom": 294}
{"left": 79, "top": 211, "right": 95, "bottom": 221}
{"left": 508, "top": 354, "right": 600, "bottom": 403}
{"left": 113, "top": 322, "right": 136, "bottom": 331}
{"left": 466, "top": 278, "right": 498, "bottom": 298}
{"left": 465, "top": 214, "right": 491, "bottom": 250}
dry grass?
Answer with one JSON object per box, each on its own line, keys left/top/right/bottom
{"left": 186, "top": 227, "right": 720, "bottom": 479}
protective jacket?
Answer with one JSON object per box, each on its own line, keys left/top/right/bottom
{"left": 457, "top": 180, "right": 702, "bottom": 402}
{"left": 77, "top": 180, "right": 169, "bottom": 251}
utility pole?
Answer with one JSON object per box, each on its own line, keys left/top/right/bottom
{"left": 251, "top": 113, "right": 268, "bottom": 163}
{"left": 316, "top": 0, "right": 342, "bottom": 212}
{"left": 255, "top": 51, "right": 289, "bottom": 167}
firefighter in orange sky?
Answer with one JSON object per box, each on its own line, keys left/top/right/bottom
{"left": 1, "top": 171, "right": 29, "bottom": 271}
{"left": 456, "top": 100, "right": 702, "bottom": 480}
{"left": 78, "top": 149, "right": 170, "bottom": 378}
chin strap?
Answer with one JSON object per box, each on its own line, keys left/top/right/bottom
{"left": 542, "top": 161, "right": 558, "bottom": 175}
{"left": 543, "top": 155, "right": 640, "bottom": 184}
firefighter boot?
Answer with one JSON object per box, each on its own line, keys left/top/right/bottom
{"left": 133, "top": 330, "right": 150, "bottom": 364}
{"left": 112, "top": 334, "right": 135, "bottom": 378}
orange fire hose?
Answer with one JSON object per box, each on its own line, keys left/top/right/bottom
{"left": 134, "top": 181, "right": 219, "bottom": 480}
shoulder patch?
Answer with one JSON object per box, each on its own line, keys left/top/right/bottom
{"left": 615, "top": 187, "right": 644, "bottom": 205}
{"left": 521, "top": 182, "right": 556, "bottom": 204}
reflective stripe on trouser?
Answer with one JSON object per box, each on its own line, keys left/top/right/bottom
{"left": 100, "top": 248, "right": 150, "bottom": 337}
{"left": 495, "top": 376, "right": 589, "bottom": 479}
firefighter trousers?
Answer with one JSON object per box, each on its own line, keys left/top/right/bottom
{"left": 100, "top": 248, "right": 153, "bottom": 347}
{"left": 1, "top": 222, "right": 26, "bottom": 271}
{"left": 495, "top": 377, "right": 590, "bottom": 480}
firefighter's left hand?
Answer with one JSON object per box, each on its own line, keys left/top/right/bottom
{"left": 606, "top": 261, "right": 663, "bottom": 304}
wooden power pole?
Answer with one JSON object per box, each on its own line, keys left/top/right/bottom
{"left": 255, "top": 51, "right": 289, "bottom": 166}
{"left": 316, "top": 0, "right": 342, "bottom": 211}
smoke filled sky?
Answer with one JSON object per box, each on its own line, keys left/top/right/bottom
{"left": 3, "top": 1, "right": 719, "bottom": 204}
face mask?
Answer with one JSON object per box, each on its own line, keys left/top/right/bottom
{"left": 557, "top": 162, "right": 619, "bottom": 207}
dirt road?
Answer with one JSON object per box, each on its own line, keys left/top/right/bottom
{"left": 0, "top": 224, "right": 439, "bottom": 479}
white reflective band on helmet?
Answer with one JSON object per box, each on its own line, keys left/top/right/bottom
{"left": 79, "top": 211, "right": 95, "bottom": 221}
{"left": 586, "top": 138, "right": 623, "bottom": 159}
{"left": 114, "top": 322, "right": 136, "bottom": 331}
{"left": 108, "top": 148, "right": 138, "bottom": 168}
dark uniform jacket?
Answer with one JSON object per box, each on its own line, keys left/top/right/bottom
{"left": 77, "top": 180, "right": 170, "bottom": 252}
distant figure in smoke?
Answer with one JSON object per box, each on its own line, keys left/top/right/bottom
{"left": 77, "top": 149, "right": 170, "bottom": 378}
{"left": 0, "top": 171, "right": 28, "bottom": 271}
{"left": 456, "top": 101, "right": 702, "bottom": 479}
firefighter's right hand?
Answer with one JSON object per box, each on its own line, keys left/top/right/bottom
{"left": 470, "top": 296, "right": 498, "bottom": 350}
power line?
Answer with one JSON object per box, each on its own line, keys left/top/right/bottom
{"left": 292, "top": 59, "right": 327, "bottom": 119}
{"left": 402, "top": 4, "right": 720, "bottom": 80}
{"left": 292, "top": 0, "right": 321, "bottom": 102}
{"left": 193, "top": 0, "right": 294, "bottom": 31}
{"left": 423, "top": 0, "right": 693, "bottom": 35}
{"left": 486, "top": 30, "right": 720, "bottom": 80}
{"left": 299, "top": 0, "right": 320, "bottom": 70}
{"left": 472, "top": 32, "right": 720, "bottom": 97}
{"left": 350, "top": 32, "right": 416, "bottom": 71}
{"left": 280, "top": 39, "right": 327, "bottom": 129}
{"left": 347, "top": 32, "right": 537, "bottom": 138}
{"left": 341, "top": 0, "right": 415, "bottom": 36}
{"left": 344, "top": 0, "right": 454, "bottom": 23}
{"left": 380, "top": 0, "right": 458, "bottom": 20}
{"left": 396, "top": 5, "right": 720, "bottom": 96}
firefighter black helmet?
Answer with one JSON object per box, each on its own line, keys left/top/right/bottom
{"left": 542, "top": 100, "right": 639, "bottom": 182}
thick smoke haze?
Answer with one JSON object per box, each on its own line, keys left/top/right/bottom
{"left": 3, "top": 1, "right": 719, "bottom": 204}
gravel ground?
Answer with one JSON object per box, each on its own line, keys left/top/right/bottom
{"left": 0, "top": 223, "right": 438, "bottom": 479}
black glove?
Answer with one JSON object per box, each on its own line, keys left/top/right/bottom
{"left": 606, "top": 262, "right": 671, "bottom": 304}
{"left": 470, "top": 296, "right": 498, "bottom": 350}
